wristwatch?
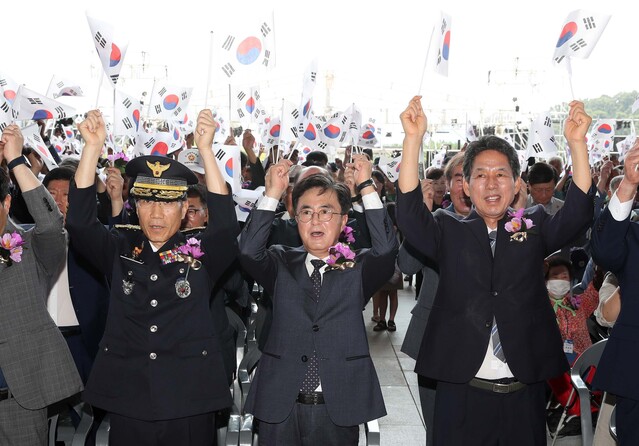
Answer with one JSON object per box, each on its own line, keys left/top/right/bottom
{"left": 7, "top": 155, "right": 28, "bottom": 171}
{"left": 356, "top": 178, "right": 376, "bottom": 193}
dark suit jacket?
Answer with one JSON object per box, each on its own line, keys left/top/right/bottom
{"left": 239, "top": 206, "right": 398, "bottom": 426}
{"left": 67, "top": 183, "right": 238, "bottom": 421}
{"left": 395, "top": 182, "right": 594, "bottom": 384}
{"left": 398, "top": 241, "right": 439, "bottom": 360}
{"left": 591, "top": 206, "right": 639, "bottom": 400}
{"left": 67, "top": 242, "right": 110, "bottom": 361}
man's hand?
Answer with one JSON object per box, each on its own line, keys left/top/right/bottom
{"left": 421, "top": 179, "right": 434, "bottom": 211}
{"left": 194, "top": 110, "right": 217, "bottom": 150}
{"left": 344, "top": 163, "right": 357, "bottom": 197}
{"left": 614, "top": 139, "right": 639, "bottom": 203}
{"left": 346, "top": 154, "right": 373, "bottom": 187}
{"left": 224, "top": 135, "right": 237, "bottom": 146}
{"left": 242, "top": 129, "right": 255, "bottom": 152}
{"left": 78, "top": 110, "right": 107, "bottom": 153}
{"left": 400, "top": 95, "right": 428, "bottom": 143}
{"left": 105, "top": 167, "right": 125, "bottom": 202}
{"left": 563, "top": 101, "right": 592, "bottom": 146}
{"left": 264, "top": 159, "right": 292, "bottom": 200}
{"left": 597, "top": 160, "right": 614, "bottom": 192}
{"left": 0, "top": 125, "right": 25, "bottom": 163}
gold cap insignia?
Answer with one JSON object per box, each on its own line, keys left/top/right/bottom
{"left": 146, "top": 161, "right": 171, "bottom": 178}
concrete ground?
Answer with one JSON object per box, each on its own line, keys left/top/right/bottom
{"left": 359, "top": 283, "right": 589, "bottom": 446}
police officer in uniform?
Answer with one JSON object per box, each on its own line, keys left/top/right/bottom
{"left": 66, "top": 110, "right": 238, "bottom": 445}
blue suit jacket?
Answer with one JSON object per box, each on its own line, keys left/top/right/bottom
{"left": 591, "top": 206, "right": 639, "bottom": 400}
{"left": 239, "top": 206, "right": 398, "bottom": 426}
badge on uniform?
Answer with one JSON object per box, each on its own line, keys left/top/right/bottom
{"left": 123, "top": 270, "right": 134, "bottom": 295}
{"left": 159, "top": 238, "right": 204, "bottom": 299}
{"left": 175, "top": 278, "right": 191, "bottom": 298}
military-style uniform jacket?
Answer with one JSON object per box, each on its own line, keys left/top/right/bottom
{"left": 66, "top": 183, "right": 239, "bottom": 421}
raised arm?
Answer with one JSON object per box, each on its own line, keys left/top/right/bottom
{"left": 75, "top": 110, "right": 107, "bottom": 188}
{"left": 1, "top": 125, "right": 65, "bottom": 275}
{"left": 398, "top": 96, "right": 428, "bottom": 194}
{"left": 563, "top": 100, "right": 592, "bottom": 194}
{"left": 194, "top": 110, "right": 228, "bottom": 195}
{"left": 2, "top": 125, "right": 40, "bottom": 193}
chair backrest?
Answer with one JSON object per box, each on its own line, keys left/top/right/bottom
{"left": 570, "top": 338, "right": 608, "bottom": 446}
{"left": 609, "top": 404, "right": 617, "bottom": 441}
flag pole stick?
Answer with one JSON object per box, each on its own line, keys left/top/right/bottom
{"left": 204, "top": 31, "right": 214, "bottom": 109}
{"left": 94, "top": 71, "right": 105, "bottom": 109}
{"left": 147, "top": 78, "right": 156, "bottom": 118}
{"left": 418, "top": 25, "right": 436, "bottom": 94}
{"left": 46, "top": 75, "right": 55, "bottom": 99}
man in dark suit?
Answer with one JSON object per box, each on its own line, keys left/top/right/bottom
{"left": 239, "top": 155, "right": 398, "bottom": 445}
{"left": 591, "top": 139, "right": 639, "bottom": 445}
{"left": 66, "top": 110, "right": 238, "bottom": 445}
{"left": 0, "top": 125, "right": 82, "bottom": 444}
{"left": 42, "top": 167, "right": 110, "bottom": 384}
{"left": 398, "top": 151, "right": 470, "bottom": 445}
{"left": 395, "top": 97, "right": 594, "bottom": 445}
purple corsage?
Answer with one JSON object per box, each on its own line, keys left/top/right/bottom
{"left": 326, "top": 228, "right": 356, "bottom": 270}
{"left": 504, "top": 208, "right": 535, "bottom": 242}
{"left": 0, "top": 231, "right": 26, "bottom": 266}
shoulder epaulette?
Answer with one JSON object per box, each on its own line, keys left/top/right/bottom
{"left": 181, "top": 226, "right": 206, "bottom": 236}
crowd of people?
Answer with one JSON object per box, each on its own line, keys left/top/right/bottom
{"left": 0, "top": 96, "right": 637, "bottom": 445}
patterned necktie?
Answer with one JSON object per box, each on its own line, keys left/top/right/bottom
{"left": 300, "top": 259, "right": 325, "bottom": 393}
{"left": 488, "top": 231, "right": 506, "bottom": 362}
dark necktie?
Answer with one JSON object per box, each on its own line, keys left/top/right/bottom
{"left": 488, "top": 231, "right": 506, "bottom": 362}
{"left": 300, "top": 259, "right": 325, "bottom": 393}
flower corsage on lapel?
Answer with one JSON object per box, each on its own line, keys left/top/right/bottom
{"left": 176, "top": 238, "right": 204, "bottom": 270}
{"left": 504, "top": 208, "right": 535, "bottom": 242}
{"left": 326, "top": 226, "right": 356, "bottom": 271}
{"left": 0, "top": 231, "right": 26, "bottom": 266}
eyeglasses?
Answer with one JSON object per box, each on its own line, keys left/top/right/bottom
{"left": 296, "top": 208, "right": 343, "bottom": 223}
{"left": 186, "top": 208, "right": 206, "bottom": 217}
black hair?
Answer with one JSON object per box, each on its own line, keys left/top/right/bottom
{"left": 240, "top": 151, "right": 248, "bottom": 169}
{"left": 426, "top": 168, "right": 444, "bottom": 181}
{"left": 186, "top": 183, "right": 207, "bottom": 209}
{"left": 528, "top": 162, "right": 558, "bottom": 185}
{"left": 42, "top": 167, "right": 74, "bottom": 188}
{"left": 292, "top": 174, "right": 351, "bottom": 215}
{"left": 0, "top": 168, "right": 9, "bottom": 202}
{"left": 303, "top": 151, "right": 329, "bottom": 167}
{"left": 462, "top": 135, "right": 520, "bottom": 181}
{"left": 545, "top": 256, "right": 574, "bottom": 281}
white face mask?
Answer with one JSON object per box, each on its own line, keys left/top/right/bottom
{"left": 547, "top": 279, "right": 571, "bottom": 298}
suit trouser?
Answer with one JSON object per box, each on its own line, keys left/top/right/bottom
{"left": 258, "top": 402, "right": 359, "bottom": 446}
{"left": 109, "top": 411, "right": 215, "bottom": 446}
{"left": 616, "top": 395, "right": 639, "bottom": 446}
{"left": 0, "top": 397, "right": 47, "bottom": 446}
{"left": 433, "top": 380, "right": 546, "bottom": 446}
{"left": 418, "top": 375, "right": 437, "bottom": 446}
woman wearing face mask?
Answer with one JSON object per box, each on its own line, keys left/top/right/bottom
{"left": 545, "top": 257, "right": 601, "bottom": 362}
{"left": 545, "top": 256, "right": 602, "bottom": 435}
